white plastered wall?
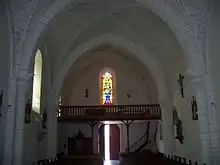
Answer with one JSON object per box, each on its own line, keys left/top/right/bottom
{"left": 65, "top": 51, "right": 157, "bottom": 105}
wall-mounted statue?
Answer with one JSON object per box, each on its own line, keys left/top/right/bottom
{"left": 172, "top": 106, "right": 178, "bottom": 125}
{"left": 177, "top": 74, "right": 184, "bottom": 98}
{"left": 173, "top": 106, "right": 184, "bottom": 144}
{"left": 42, "top": 109, "right": 47, "bottom": 129}
{"left": 24, "top": 98, "right": 32, "bottom": 123}
{"left": 191, "top": 96, "right": 198, "bottom": 120}
{"left": 175, "top": 118, "right": 184, "bottom": 144}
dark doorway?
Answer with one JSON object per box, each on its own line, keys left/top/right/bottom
{"left": 110, "top": 124, "right": 120, "bottom": 160}
{"left": 98, "top": 124, "right": 120, "bottom": 161}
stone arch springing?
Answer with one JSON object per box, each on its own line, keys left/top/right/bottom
{"left": 31, "top": 49, "right": 43, "bottom": 114}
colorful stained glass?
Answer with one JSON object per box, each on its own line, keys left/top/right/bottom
{"left": 101, "top": 72, "right": 113, "bottom": 105}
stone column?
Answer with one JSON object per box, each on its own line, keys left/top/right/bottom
{"left": 3, "top": 77, "right": 17, "bottom": 165}
{"left": 159, "top": 97, "right": 176, "bottom": 155}
{"left": 205, "top": 82, "right": 220, "bottom": 165}
{"left": 12, "top": 74, "right": 30, "bottom": 165}
{"left": 187, "top": 75, "right": 220, "bottom": 165}
{"left": 47, "top": 100, "right": 57, "bottom": 158}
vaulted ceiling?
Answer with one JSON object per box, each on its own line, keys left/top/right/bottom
{"left": 39, "top": 0, "right": 186, "bottom": 98}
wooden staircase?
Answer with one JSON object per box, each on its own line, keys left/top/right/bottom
{"left": 132, "top": 121, "right": 151, "bottom": 152}
{"left": 57, "top": 104, "right": 161, "bottom": 122}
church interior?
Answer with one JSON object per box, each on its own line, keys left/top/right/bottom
{"left": 0, "top": 0, "right": 220, "bottom": 165}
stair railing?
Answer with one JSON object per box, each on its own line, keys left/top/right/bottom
{"left": 127, "top": 121, "right": 150, "bottom": 152}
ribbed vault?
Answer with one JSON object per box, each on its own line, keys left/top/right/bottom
{"left": 38, "top": 0, "right": 186, "bottom": 101}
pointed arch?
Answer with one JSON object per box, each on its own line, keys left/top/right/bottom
{"left": 31, "top": 49, "right": 43, "bottom": 114}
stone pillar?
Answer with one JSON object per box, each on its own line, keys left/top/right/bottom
{"left": 12, "top": 74, "right": 30, "bottom": 165}
{"left": 159, "top": 97, "right": 175, "bottom": 155}
{"left": 47, "top": 100, "right": 57, "bottom": 158}
{"left": 187, "top": 75, "right": 220, "bottom": 165}
{"left": 3, "top": 77, "right": 17, "bottom": 165}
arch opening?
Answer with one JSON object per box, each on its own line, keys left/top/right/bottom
{"left": 17, "top": 0, "right": 192, "bottom": 159}
{"left": 31, "top": 49, "right": 43, "bottom": 114}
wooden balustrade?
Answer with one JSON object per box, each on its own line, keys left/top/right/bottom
{"left": 31, "top": 157, "right": 57, "bottom": 165}
{"left": 163, "top": 153, "right": 206, "bottom": 165}
{"left": 57, "top": 104, "right": 161, "bottom": 121}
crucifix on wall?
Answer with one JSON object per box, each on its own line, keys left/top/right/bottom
{"left": 177, "top": 74, "right": 184, "bottom": 98}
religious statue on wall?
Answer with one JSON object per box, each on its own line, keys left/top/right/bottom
{"left": 173, "top": 106, "right": 184, "bottom": 144}
{"left": 0, "top": 87, "right": 3, "bottom": 117}
{"left": 24, "top": 98, "right": 32, "bottom": 123}
{"left": 175, "top": 118, "right": 184, "bottom": 144}
{"left": 191, "top": 96, "right": 198, "bottom": 120}
{"left": 42, "top": 108, "right": 47, "bottom": 129}
{"left": 177, "top": 74, "right": 184, "bottom": 98}
{"left": 172, "top": 106, "right": 178, "bottom": 125}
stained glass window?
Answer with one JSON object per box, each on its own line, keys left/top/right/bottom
{"left": 101, "top": 72, "right": 113, "bottom": 105}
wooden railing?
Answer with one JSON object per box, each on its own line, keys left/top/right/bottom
{"left": 57, "top": 104, "right": 161, "bottom": 121}
{"left": 163, "top": 153, "right": 207, "bottom": 165}
{"left": 30, "top": 157, "right": 57, "bottom": 165}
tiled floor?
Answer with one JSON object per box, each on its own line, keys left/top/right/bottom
{"left": 103, "top": 160, "right": 120, "bottom": 165}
